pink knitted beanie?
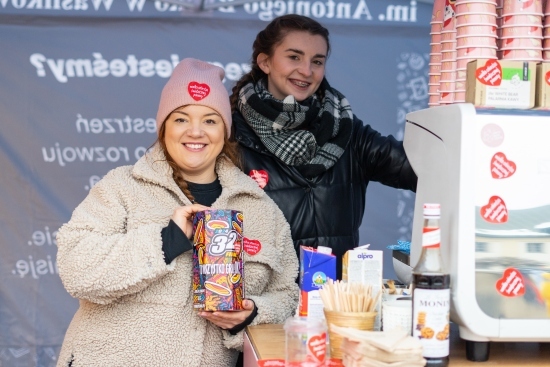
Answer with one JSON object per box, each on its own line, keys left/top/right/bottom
{"left": 156, "top": 58, "right": 231, "bottom": 137}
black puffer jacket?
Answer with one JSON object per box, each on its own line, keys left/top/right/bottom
{"left": 233, "top": 111, "right": 417, "bottom": 277}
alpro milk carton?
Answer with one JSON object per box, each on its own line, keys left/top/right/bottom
{"left": 342, "top": 244, "right": 383, "bottom": 330}
{"left": 299, "top": 246, "right": 336, "bottom": 320}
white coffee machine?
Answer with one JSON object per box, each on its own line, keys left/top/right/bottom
{"left": 403, "top": 103, "right": 550, "bottom": 361}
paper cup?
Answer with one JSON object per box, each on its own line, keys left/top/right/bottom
{"left": 440, "top": 60, "right": 458, "bottom": 70}
{"left": 441, "top": 51, "right": 458, "bottom": 61}
{"left": 456, "top": 13, "right": 497, "bottom": 25}
{"left": 500, "top": 14, "right": 542, "bottom": 26}
{"left": 439, "top": 91, "right": 455, "bottom": 103}
{"left": 431, "top": 22, "right": 444, "bottom": 33}
{"left": 439, "top": 81, "right": 456, "bottom": 91}
{"left": 456, "top": 2, "right": 497, "bottom": 14}
{"left": 382, "top": 300, "right": 413, "bottom": 333}
{"left": 431, "top": 43, "right": 443, "bottom": 54}
{"left": 456, "top": 23, "right": 498, "bottom": 36}
{"left": 455, "top": 69, "right": 468, "bottom": 80}
{"left": 441, "top": 70, "right": 457, "bottom": 81}
{"left": 441, "top": 40, "right": 457, "bottom": 50}
{"left": 543, "top": 49, "right": 550, "bottom": 59}
{"left": 430, "top": 53, "right": 442, "bottom": 64}
{"left": 441, "top": 30, "right": 458, "bottom": 41}
{"left": 502, "top": 0, "right": 543, "bottom": 15}
{"left": 429, "top": 63, "right": 442, "bottom": 73}
{"left": 429, "top": 93, "right": 441, "bottom": 104}
{"left": 433, "top": 0, "right": 447, "bottom": 22}
{"left": 500, "top": 48, "right": 542, "bottom": 59}
{"left": 429, "top": 74, "right": 441, "bottom": 84}
{"left": 455, "top": 89, "right": 467, "bottom": 102}
{"left": 456, "top": 35, "right": 498, "bottom": 46}
{"left": 431, "top": 32, "right": 443, "bottom": 43}
{"left": 457, "top": 46, "right": 498, "bottom": 57}
{"left": 455, "top": 79, "right": 467, "bottom": 90}
{"left": 429, "top": 84, "right": 441, "bottom": 94}
{"left": 457, "top": 58, "right": 474, "bottom": 68}
{"left": 499, "top": 37, "right": 542, "bottom": 48}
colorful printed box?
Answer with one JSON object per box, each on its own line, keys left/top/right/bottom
{"left": 192, "top": 209, "right": 244, "bottom": 311}
{"left": 299, "top": 246, "right": 336, "bottom": 319}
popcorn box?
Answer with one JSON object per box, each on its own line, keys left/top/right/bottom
{"left": 192, "top": 209, "right": 244, "bottom": 311}
{"left": 298, "top": 246, "right": 336, "bottom": 320}
{"left": 342, "top": 245, "right": 383, "bottom": 331}
{"left": 535, "top": 62, "right": 550, "bottom": 109}
{"left": 466, "top": 59, "right": 536, "bottom": 108}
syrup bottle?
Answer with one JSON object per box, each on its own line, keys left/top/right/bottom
{"left": 412, "top": 203, "right": 450, "bottom": 367}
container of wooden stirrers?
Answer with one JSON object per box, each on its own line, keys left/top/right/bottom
{"left": 323, "top": 309, "right": 377, "bottom": 359}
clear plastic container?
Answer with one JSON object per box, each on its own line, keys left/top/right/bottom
{"left": 284, "top": 316, "right": 327, "bottom": 367}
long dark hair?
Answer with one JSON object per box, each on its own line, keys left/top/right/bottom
{"left": 155, "top": 117, "right": 241, "bottom": 203}
{"left": 229, "top": 14, "right": 331, "bottom": 112}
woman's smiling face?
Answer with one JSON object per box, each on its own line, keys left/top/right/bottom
{"left": 164, "top": 104, "right": 226, "bottom": 183}
{"left": 257, "top": 30, "right": 328, "bottom": 101}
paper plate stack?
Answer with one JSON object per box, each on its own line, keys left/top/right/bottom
{"left": 330, "top": 326, "right": 425, "bottom": 367}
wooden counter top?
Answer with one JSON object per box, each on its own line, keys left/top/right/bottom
{"left": 246, "top": 323, "right": 550, "bottom": 366}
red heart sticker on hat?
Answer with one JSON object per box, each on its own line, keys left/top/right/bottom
{"left": 476, "top": 59, "right": 502, "bottom": 86}
{"left": 188, "top": 81, "right": 210, "bottom": 101}
{"left": 545, "top": 71, "right": 550, "bottom": 86}
{"left": 496, "top": 268, "right": 525, "bottom": 297}
{"left": 308, "top": 333, "right": 327, "bottom": 362}
{"left": 480, "top": 196, "right": 508, "bottom": 223}
{"left": 491, "top": 152, "right": 516, "bottom": 179}
{"left": 243, "top": 237, "right": 262, "bottom": 256}
{"left": 249, "top": 169, "right": 269, "bottom": 189}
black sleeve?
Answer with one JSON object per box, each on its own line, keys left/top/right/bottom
{"left": 161, "top": 220, "right": 193, "bottom": 264}
{"left": 227, "top": 303, "right": 258, "bottom": 335}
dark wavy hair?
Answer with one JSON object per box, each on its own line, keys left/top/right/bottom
{"left": 155, "top": 116, "right": 241, "bottom": 203}
{"left": 229, "top": 14, "right": 331, "bottom": 113}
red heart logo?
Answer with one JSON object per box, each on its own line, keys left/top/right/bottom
{"left": 480, "top": 196, "right": 508, "bottom": 223}
{"left": 258, "top": 359, "right": 285, "bottom": 367}
{"left": 188, "top": 81, "right": 210, "bottom": 101}
{"left": 496, "top": 268, "right": 525, "bottom": 297}
{"left": 249, "top": 169, "right": 269, "bottom": 189}
{"left": 490, "top": 152, "right": 516, "bottom": 179}
{"left": 307, "top": 333, "right": 327, "bottom": 362}
{"left": 545, "top": 71, "right": 550, "bottom": 86}
{"left": 476, "top": 60, "right": 502, "bottom": 86}
{"left": 243, "top": 237, "right": 262, "bottom": 256}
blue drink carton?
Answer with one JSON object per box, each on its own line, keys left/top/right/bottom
{"left": 298, "top": 246, "right": 336, "bottom": 319}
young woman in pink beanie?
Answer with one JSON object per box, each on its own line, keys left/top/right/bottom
{"left": 55, "top": 58, "right": 299, "bottom": 367}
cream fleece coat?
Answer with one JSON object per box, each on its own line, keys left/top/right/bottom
{"left": 56, "top": 145, "right": 299, "bottom": 367}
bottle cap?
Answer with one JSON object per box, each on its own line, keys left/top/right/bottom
{"left": 423, "top": 203, "right": 441, "bottom": 217}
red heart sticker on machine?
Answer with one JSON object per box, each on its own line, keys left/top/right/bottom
{"left": 188, "top": 81, "right": 210, "bottom": 101}
{"left": 258, "top": 359, "right": 285, "bottom": 367}
{"left": 243, "top": 237, "right": 262, "bottom": 255}
{"left": 496, "top": 268, "right": 525, "bottom": 297}
{"left": 475, "top": 59, "right": 502, "bottom": 86}
{"left": 490, "top": 152, "right": 516, "bottom": 179}
{"left": 307, "top": 333, "right": 327, "bottom": 362}
{"left": 480, "top": 196, "right": 508, "bottom": 223}
{"left": 546, "top": 71, "right": 550, "bottom": 86}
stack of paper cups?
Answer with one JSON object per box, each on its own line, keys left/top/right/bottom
{"left": 455, "top": 0, "right": 498, "bottom": 102}
{"left": 439, "top": 0, "right": 457, "bottom": 104}
{"left": 498, "top": 0, "right": 543, "bottom": 60}
{"left": 429, "top": 0, "right": 446, "bottom": 107}
{"left": 543, "top": 0, "right": 550, "bottom": 59}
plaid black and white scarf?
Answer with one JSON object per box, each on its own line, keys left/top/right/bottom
{"left": 237, "top": 78, "right": 353, "bottom": 178}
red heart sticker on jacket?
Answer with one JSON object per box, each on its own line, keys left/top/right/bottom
{"left": 480, "top": 196, "right": 508, "bottom": 223}
{"left": 249, "top": 169, "right": 269, "bottom": 189}
{"left": 476, "top": 59, "right": 502, "bottom": 86}
{"left": 496, "top": 268, "right": 525, "bottom": 297}
{"left": 243, "top": 237, "right": 262, "bottom": 255}
{"left": 258, "top": 359, "right": 285, "bottom": 367}
{"left": 545, "top": 71, "right": 550, "bottom": 86}
{"left": 188, "top": 81, "right": 210, "bottom": 101}
{"left": 490, "top": 152, "right": 516, "bottom": 179}
{"left": 308, "top": 333, "right": 327, "bottom": 362}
